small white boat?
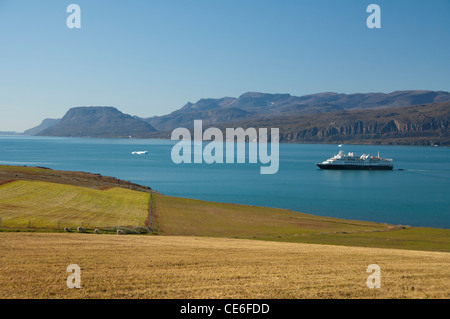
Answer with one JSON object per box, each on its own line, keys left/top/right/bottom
{"left": 338, "top": 144, "right": 343, "bottom": 147}
{"left": 132, "top": 151, "right": 149, "bottom": 155}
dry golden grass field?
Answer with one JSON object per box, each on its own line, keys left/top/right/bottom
{"left": 0, "top": 233, "right": 449, "bottom": 299}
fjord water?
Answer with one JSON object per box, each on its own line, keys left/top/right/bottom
{"left": 1, "top": 136, "right": 449, "bottom": 228}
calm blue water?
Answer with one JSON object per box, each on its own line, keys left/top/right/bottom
{"left": 1, "top": 136, "right": 449, "bottom": 228}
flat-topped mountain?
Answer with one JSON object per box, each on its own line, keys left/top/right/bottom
{"left": 142, "top": 90, "right": 450, "bottom": 132}
{"left": 38, "top": 106, "right": 157, "bottom": 138}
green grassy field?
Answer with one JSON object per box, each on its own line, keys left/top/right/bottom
{"left": 0, "top": 180, "right": 149, "bottom": 230}
{"left": 1, "top": 166, "right": 449, "bottom": 252}
{"left": 153, "top": 194, "right": 450, "bottom": 252}
{"left": 154, "top": 194, "right": 388, "bottom": 237}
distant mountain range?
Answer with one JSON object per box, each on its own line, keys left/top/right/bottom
{"left": 212, "top": 101, "right": 450, "bottom": 146}
{"left": 0, "top": 131, "right": 23, "bottom": 136}
{"left": 141, "top": 90, "right": 450, "bottom": 132}
{"left": 24, "top": 90, "right": 450, "bottom": 145}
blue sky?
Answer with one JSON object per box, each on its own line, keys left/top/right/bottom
{"left": 0, "top": 0, "right": 449, "bottom": 131}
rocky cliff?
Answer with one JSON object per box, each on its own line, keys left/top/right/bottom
{"left": 214, "top": 102, "right": 450, "bottom": 146}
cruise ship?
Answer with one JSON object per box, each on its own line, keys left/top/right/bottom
{"left": 316, "top": 151, "right": 394, "bottom": 170}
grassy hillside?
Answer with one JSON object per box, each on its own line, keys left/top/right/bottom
{"left": 0, "top": 180, "right": 149, "bottom": 230}
{"left": 0, "top": 164, "right": 153, "bottom": 193}
{"left": 1, "top": 233, "right": 448, "bottom": 299}
{"left": 154, "top": 194, "right": 390, "bottom": 236}
{"left": 1, "top": 165, "right": 449, "bottom": 252}
{"left": 153, "top": 194, "right": 450, "bottom": 252}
